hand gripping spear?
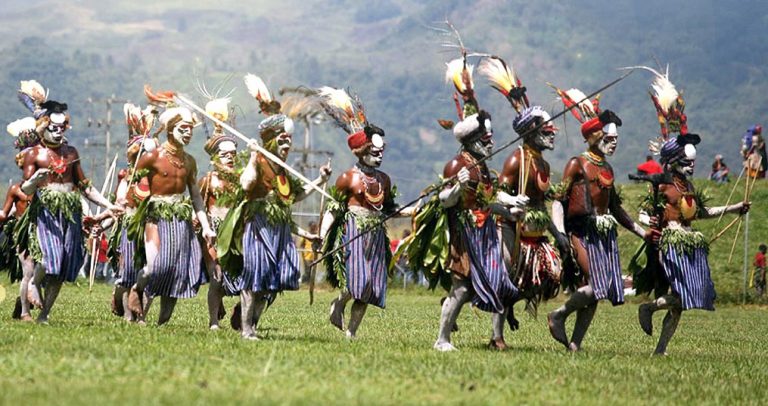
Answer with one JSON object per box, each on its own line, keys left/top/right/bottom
{"left": 309, "top": 70, "right": 636, "bottom": 268}
{"left": 174, "top": 94, "right": 334, "bottom": 201}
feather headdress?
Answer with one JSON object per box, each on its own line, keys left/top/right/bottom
{"left": 317, "top": 86, "right": 367, "bottom": 134}
{"left": 625, "top": 65, "right": 687, "bottom": 142}
{"left": 548, "top": 84, "right": 601, "bottom": 124}
{"left": 445, "top": 56, "right": 478, "bottom": 120}
{"left": 317, "top": 86, "right": 381, "bottom": 152}
{"left": 18, "top": 80, "right": 48, "bottom": 117}
{"left": 144, "top": 84, "right": 177, "bottom": 108}
{"left": 124, "top": 103, "right": 156, "bottom": 137}
{"left": 478, "top": 56, "right": 529, "bottom": 112}
{"left": 7, "top": 117, "right": 40, "bottom": 151}
{"left": 244, "top": 74, "right": 281, "bottom": 115}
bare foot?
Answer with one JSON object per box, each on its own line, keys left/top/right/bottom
{"left": 547, "top": 311, "right": 569, "bottom": 347}
{"left": 487, "top": 338, "right": 508, "bottom": 351}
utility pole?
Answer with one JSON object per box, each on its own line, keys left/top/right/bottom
{"left": 85, "top": 95, "right": 129, "bottom": 190}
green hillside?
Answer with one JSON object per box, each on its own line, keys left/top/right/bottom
{"left": 0, "top": 0, "right": 766, "bottom": 200}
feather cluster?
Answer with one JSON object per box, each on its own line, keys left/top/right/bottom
{"left": 123, "top": 103, "right": 155, "bottom": 136}
{"left": 445, "top": 58, "right": 474, "bottom": 96}
{"left": 6, "top": 117, "right": 37, "bottom": 137}
{"left": 317, "top": 87, "right": 367, "bottom": 135}
{"left": 478, "top": 56, "right": 528, "bottom": 112}
{"left": 548, "top": 84, "right": 600, "bottom": 123}
{"left": 205, "top": 98, "right": 231, "bottom": 121}
{"left": 144, "top": 85, "right": 176, "bottom": 106}
{"left": 243, "top": 74, "right": 281, "bottom": 115}
{"left": 630, "top": 66, "right": 679, "bottom": 114}
{"left": 18, "top": 80, "right": 48, "bottom": 115}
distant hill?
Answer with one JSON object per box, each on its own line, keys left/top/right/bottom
{"left": 0, "top": 0, "right": 766, "bottom": 200}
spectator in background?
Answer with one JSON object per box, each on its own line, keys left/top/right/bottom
{"left": 709, "top": 154, "right": 730, "bottom": 183}
{"left": 742, "top": 125, "right": 766, "bottom": 179}
{"left": 753, "top": 244, "right": 766, "bottom": 297}
{"left": 637, "top": 155, "right": 663, "bottom": 175}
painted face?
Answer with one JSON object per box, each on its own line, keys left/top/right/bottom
{"left": 361, "top": 133, "right": 385, "bottom": 168}
{"left": 674, "top": 144, "right": 696, "bottom": 177}
{"left": 276, "top": 132, "right": 292, "bottom": 160}
{"left": 533, "top": 122, "right": 557, "bottom": 151}
{"left": 595, "top": 123, "right": 618, "bottom": 156}
{"left": 465, "top": 116, "right": 494, "bottom": 158}
{"left": 172, "top": 123, "right": 193, "bottom": 146}
{"left": 43, "top": 113, "right": 67, "bottom": 146}
{"left": 217, "top": 141, "right": 237, "bottom": 168}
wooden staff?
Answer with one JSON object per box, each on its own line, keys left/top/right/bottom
{"left": 89, "top": 154, "right": 119, "bottom": 291}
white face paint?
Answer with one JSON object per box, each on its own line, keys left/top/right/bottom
{"left": 276, "top": 132, "right": 292, "bottom": 160}
{"left": 465, "top": 117, "right": 494, "bottom": 158}
{"left": 217, "top": 140, "right": 237, "bottom": 167}
{"left": 675, "top": 144, "right": 697, "bottom": 177}
{"left": 361, "top": 137, "right": 385, "bottom": 168}
{"left": 172, "top": 123, "right": 193, "bottom": 146}
{"left": 44, "top": 113, "right": 67, "bottom": 146}
{"left": 596, "top": 123, "right": 618, "bottom": 156}
{"left": 533, "top": 123, "right": 557, "bottom": 151}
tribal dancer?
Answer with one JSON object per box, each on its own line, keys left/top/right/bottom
{"left": 547, "top": 86, "right": 649, "bottom": 351}
{"left": 318, "top": 87, "right": 414, "bottom": 339}
{"left": 3, "top": 116, "right": 38, "bottom": 321}
{"left": 431, "top": 56, "right": 525, "bottom": 351}
{"left": 219, "top": 74, "right": 329, "bottom": 340}
{"left": 632, "top": 67, "right": 749, "bottom": 355}
{"left": 128, "top": 101, "right": 215, "bottom": 326}
{"left": 106, "top": 103, "right": 157, "bottom": 322}
{"left": 479, "top": 56, "right": 565, "bottom": 347}
{"left": 18, "top": 94, "right": 121, "bottom": 323}
{"left": 198, "top": 97, "right": 241, "bottom": 330}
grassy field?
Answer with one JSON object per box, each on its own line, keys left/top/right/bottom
{"left": 1, "top": 283, "right": 767, "bottom": 405}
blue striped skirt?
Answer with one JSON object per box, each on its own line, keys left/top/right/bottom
{"left": 116, "top": 228, "right": 138, "bottom": 288}
{"left": 462, "top": 218, "right": 517, "bottom": 313}
{"left": 662, "top": 246, "right": 715, "bottom": 311}
{"left": 36, "top": 205, "right": 84, "bottom": 282}
{"left": 343, "top": 215, "right": 388, "bottom": 309}
{"left": 579, "top": 227, "right": 624, "bottom": 305}
{"left": 238, "top": 213, "right": 299, "bottom": 293}
{"left": 145, "top": 217, "right": 202, "bottom": 299}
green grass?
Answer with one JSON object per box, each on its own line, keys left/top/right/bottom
{"left": 1, "top": 283, "right": 767, "bottom": 405}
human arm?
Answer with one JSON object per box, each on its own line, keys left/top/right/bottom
{"left": 295, "top": 161, "right": 332, "bottom": 202}
{"left": 188, "top": 159, "right": 215, "bottom": 245}
{"left": 438, "top": 159, "right": 467, "bottom": 208}
{"left": 240, "top": 143, "right": 260, "bottom": 192}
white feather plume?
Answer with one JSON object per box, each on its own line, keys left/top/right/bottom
{"left": 564, "top": 88, "right": 595, "bottom": 118}
{"left": 7, "top": 117, "right": 36, "bottom": 137}
{"left": 623, "top": 65, "right": 679, "bottom": 113}
{"left": 19, "top": 80, "right": 48, "bottom": 104}
{"left": 445, "top": 58, "right": 474, "bottom": 93}
{"left": 243, "top": 74, "right": 272, "bottom": 103}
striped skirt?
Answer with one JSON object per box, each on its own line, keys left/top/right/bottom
{"left": 116, "top": 228, "right": 138, "bottom": 288}
{"left": 145, "top": 217, "right": 202, "bottom": 299}
{"left": 661, "top": 246, "right": 715, "bottom": 311}
{"left": 579, "top": 227, "right": 623, "bottom": 305}
{"left": 343, "top": 215, "right": 388, "bottom": 309}
{"left": 36, "top": 205, "right": 84, "bottom": 282}
{"left": 462, "top": 218, "right": 517, "bottom": 313}
{"left": 238, "top": 213, "right": 299, "bottom": 293}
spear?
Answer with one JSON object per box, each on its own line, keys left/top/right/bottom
{"left": 174, "top": 94, "right": 334, "bottom": 201}
{"left": 309, "top": 157, "right": 332, "bottom": 306}
{"left": 89, "top": 153, "right": 119, "bottom": 291}
{"left": 309, "top": 70, "right": 635, "bottom": 268}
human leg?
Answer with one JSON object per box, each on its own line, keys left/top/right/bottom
{"left": 434, "top": 275, "right": 472, "bottom": 351}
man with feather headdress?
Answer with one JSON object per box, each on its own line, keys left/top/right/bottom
{"left": 102, "top": 101, "right": 158, "bottom": 322}
{"left": 126, "top": 88, "right": 215, "bottom": 326}
{"left": 478, "top": 56, "right": 565, "bottom": 348}
{"left": 197, "top": 96, "right": 242, "bottom": 330}
{"left": 547, "top": 85, "right": 650, "bottom": 351}
{"left": 2, "top": 116, "right": 38, "bottom": 321}
{"left": 317, "top": 86, "right": 415, "bottom": 339}
{"left": 216, "top": 74, "right": 330, "bottom": 340}
{"left": 16, "top": 81, "right": 122, "bottom": 323}
{"left": 631, "top": 66, "right": 749, "bottom": 355}
{"left": 429, "top": 55, "right": 526, "bottom": 352}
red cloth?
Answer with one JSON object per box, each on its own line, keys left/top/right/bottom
{"left": 390, "top": 239, "right": 400, "bottom": 253}
{"left": 347, "top": 130, "right": 367, "bottom": 150}
{"left": 580, "top": 117, "right": 602, "bottom": 138}
{"left": 637, "top": 160, "right": 663, "bottom": 175}
{"left": 97, "top": 236, "right": 108, "bottom": 263}
{"left": 755, "top": 252, "right": 766, "bottom": 268}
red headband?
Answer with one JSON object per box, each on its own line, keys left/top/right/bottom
{"left": 581, "top": 117, "right": 603, "bottom": 138}
{"left": 347, "top": 130, "right": 367, "bottom": 150}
